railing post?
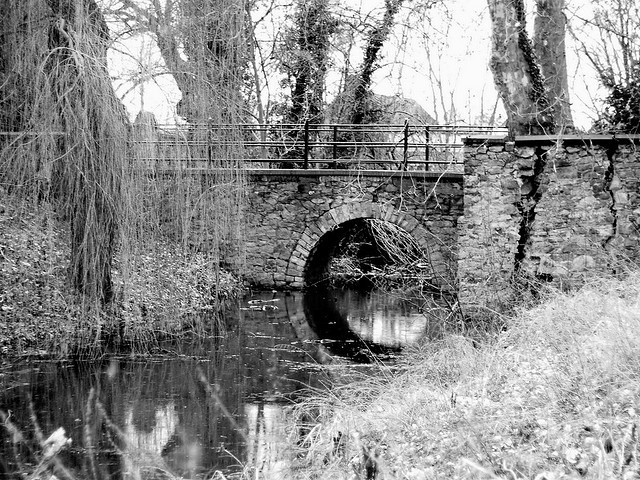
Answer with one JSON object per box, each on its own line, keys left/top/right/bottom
{"left": 333, "top": 125, "right": 338, "bottom": 160}
{"left": 207, "top": 117, "right": 212, "bottom": 167}
{"left": 402, "top": 120, "right": 409, "bottom": 170}
{"left": 425, "top": 126, "right": 430, "bottom": 171}
{"left": 304, "top": 119, "right": 310, "bottom": 169}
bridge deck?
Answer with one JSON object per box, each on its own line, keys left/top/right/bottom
{"left": 141, "top": 166, "right": 465, "bottom": 181}
{"left": 245, "top": 168, "right": 464, "bottom": 181}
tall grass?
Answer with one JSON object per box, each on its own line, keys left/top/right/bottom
{"left": 290, "top": 272, "right": 640, "bottom": 479}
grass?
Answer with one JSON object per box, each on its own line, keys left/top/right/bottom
{"left": 289, "top": 272, "right": 640, "bottom": 479}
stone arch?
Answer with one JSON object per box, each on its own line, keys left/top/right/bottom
{"left": 285, "top": 202, "right": 448, "bottom": 287}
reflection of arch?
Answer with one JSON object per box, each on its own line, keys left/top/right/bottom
{"left": 302, "top": 287, "right": 400, "bottom": 362}
{"left": 285, "top": 202, "right": 446, "bottom": 287}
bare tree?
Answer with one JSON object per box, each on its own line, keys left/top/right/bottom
{"left": 571, "top": 0, "right": 640, "bottom": 132}
{"left": 108, "top": 0, "right": 248, "bottom": 123}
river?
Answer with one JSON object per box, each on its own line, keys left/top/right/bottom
{"left": 0, "top": 287, "right": 445, "bottom": 479}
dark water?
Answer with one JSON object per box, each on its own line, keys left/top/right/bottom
{"left": 0, "top": 288, "right": 441, "bottom": 479}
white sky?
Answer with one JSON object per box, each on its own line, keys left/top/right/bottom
{"left": 107, "top": 0, "right": 602, "bottom": 129}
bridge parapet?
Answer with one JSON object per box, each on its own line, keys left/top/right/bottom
{"left": 132, "top": 119, "right": 506, "bottom": 171}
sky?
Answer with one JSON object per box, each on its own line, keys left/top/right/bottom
{"left": 107, "top": 0, "right": 602, "bottom": 130}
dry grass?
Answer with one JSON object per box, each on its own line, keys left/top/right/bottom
{"left": 290, "top": 272, "right": 640, "bottom": 479}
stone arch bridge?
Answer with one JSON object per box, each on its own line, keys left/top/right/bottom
{"left": 241, "top": 169, "right": 463, "bottom": 289}
{"left": 232, "top": 135, "right": 640, "bottom": 293}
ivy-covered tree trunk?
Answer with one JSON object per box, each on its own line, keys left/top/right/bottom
{"left": 487, "top": 0, "right": 554, "bottom": 135}
{"left": 285, "top": 0, "right": 336, "bottom": 125}
{"left": 277, "top": 0, "right": 336, "bottom": 166}
{"left": 350, "top": 0, "right": 404, "bottom": 125}
{"left": 534, "top": 0, "right": 573, "bottom": 131}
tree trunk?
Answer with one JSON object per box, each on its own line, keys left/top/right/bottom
{"left": 45, "top": 0, "right": 127, "bottom": 305}
{"left": 160, "top": 0, "right": 247, "bottom": 123}
{"left": 114, "top": 0, "right": 248, "bottom": 124}
{"left": 534, "top": 0, "right": 573, "bottom": 131}
{"left": 487, "top": 0, "right": 554, "bottom": 135}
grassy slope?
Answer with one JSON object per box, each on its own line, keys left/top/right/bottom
{"left": 0, "top": 193, "right": 240, "bottom": 356}
{"left": 292, "top": 274, "right": 640, "bottom": 479}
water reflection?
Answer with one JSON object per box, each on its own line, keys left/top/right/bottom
{"left": 0, "top": 287, "right": 438, "bottom": 479}
{"left": 336, "top": 289, "right": 444, "bottom": 347}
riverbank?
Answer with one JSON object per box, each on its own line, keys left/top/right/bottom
{"left": 0, "top": 194, "right": 242, "bottom": 357}
{"left": 291, "top": 271, "right": 640, "bottom": 479}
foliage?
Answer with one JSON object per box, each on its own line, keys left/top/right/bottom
{"left": 289, "top": 272, "right": 640, "bottom": 479}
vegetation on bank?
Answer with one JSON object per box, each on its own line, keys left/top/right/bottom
{"left": 0, "top": 192, "right": 242, "bottom": 357}
{"left": 291, "top": 271, "right": 640, "bottom": 479}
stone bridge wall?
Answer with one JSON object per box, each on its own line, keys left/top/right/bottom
{"left": 458, "top": 135, "right": 640, "bottom": 309}
{"left": 243, "top": 170, "right": 463, "bottom": 289}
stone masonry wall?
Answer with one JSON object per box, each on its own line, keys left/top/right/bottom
{"left": 458, "top": 135, "right": 640, "bottom": 309}
{"left": 242, "top": 170, "right": 463, "bottom": 289}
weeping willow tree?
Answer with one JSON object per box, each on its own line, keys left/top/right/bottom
{"left": 1, "top": 0, "right": 247, "bottom": 339}
{"left": 1, "top": 0, "right": 128, "bottom": 306}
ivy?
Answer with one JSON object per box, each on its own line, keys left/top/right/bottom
{"left": 598, "top": 63, "right": 640, "bottom": 134}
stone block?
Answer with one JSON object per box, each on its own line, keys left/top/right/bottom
{"left": 500, "top": 177, "right": 520, "bottom": 192}
{"left": 571, "top": 255, "right": 596, "bottom": 272}
{"left": 289, "top": 256, "right": 306, "bottom": 268}
{"left": 382, "top": 206, "right": 395, "bottom": 221}
{"left": 399, "top": 216, "right": 419, "bottom": 233}
{"left": 516, "top": 146, "right": 535, "bottom": 158}
{"left": 300, "top": 231, "right": 314, "bottom": 245}
{"left": 554, "top": 166, "right": 578, "bottom": 179}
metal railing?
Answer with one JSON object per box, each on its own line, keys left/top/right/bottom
{"left": 134, "top": 121, "right": 509, "bottom": 170}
